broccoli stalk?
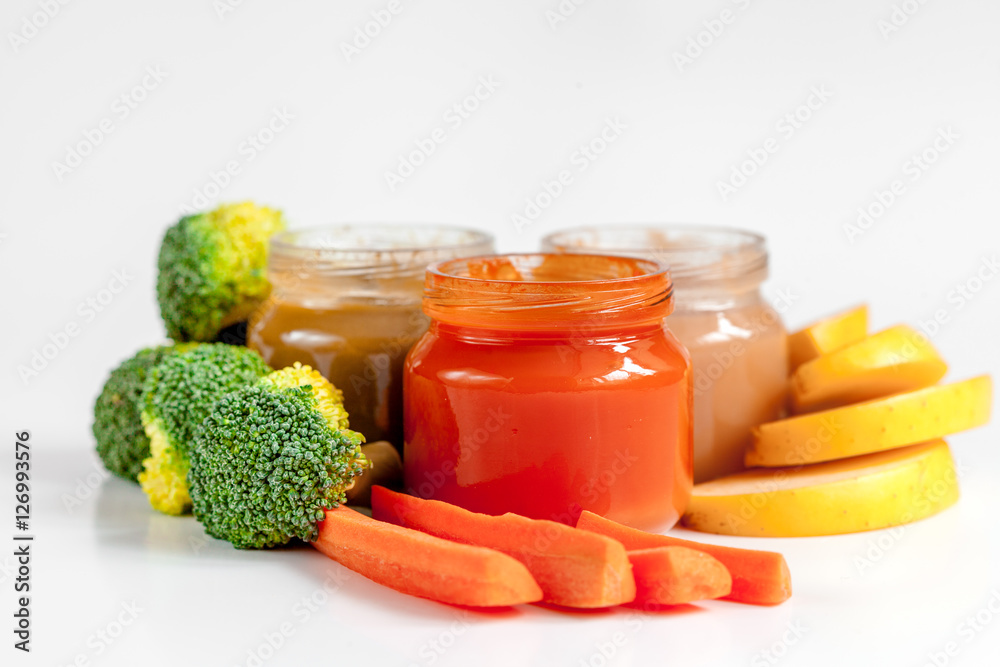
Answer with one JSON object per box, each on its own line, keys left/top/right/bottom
{"left": 156, "top": 201, "right": 285, "bottom": 342}
{"left": 138, "top": 343, "right": 271, "bottom": 515}
{"left": 92, "top": 344, "right": 191, "bottom": 482}
{"left": 188, "top": 363, "right": 369, "bottom": 549}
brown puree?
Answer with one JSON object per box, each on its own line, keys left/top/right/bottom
{"left": 249, "top": 224, "right": 495, "bottom": 451}
{"left": 248, "top": 300, "right": 428, "bottom": 451}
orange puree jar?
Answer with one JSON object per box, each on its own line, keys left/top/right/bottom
{"left": 404, "top": 254, "right": 692, "bottom": 529}
{"left": 543, "top": 226, "right": 788, "bottom": 483}
{"left": 248, "top": 225, "right": 494, "bottom": 450}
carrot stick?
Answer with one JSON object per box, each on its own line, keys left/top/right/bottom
{"left": 313, "top": 506, "right": 543, "bottom": 607}
{"left": 576, "top": 510, "right": 791, "bottom": 606}
{"left": 627, "top": 547, "right": 732, "bottom": 607}
{"left": 371, "top": 487, "right": 635, "bottom": 608}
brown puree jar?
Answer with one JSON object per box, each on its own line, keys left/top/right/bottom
{"left": 248, "top": 225, "right": 495, "bottom": 450}
{"left": 542, "top": 225, "right": 788, "bottom": 483}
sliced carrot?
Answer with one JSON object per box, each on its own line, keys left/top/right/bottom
{"left": 575, "top": 510, "right": 791, "bottom": 606}
{"left": 628, "top": 547, "right": 732, "bottom": 607}
{"left": 371, "top": 486, "right": 635, "bottom": 608}
{"left": 313, "top": 506, "right": 543, "bottom": 607}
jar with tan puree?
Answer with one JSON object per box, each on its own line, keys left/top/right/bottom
{"left": 248, "top": 225, "right": 495, "bottom": 451}
{"left": 542, "top": 226, "right": 788, "bottom": 483}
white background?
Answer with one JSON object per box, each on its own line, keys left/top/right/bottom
{"left": 1, "top": 1, "right": 999, "bottom": 665}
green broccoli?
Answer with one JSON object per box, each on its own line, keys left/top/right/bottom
{"left": 156, "top": 201, "right": 286, "bottom": 342}
{"left": 139, "top": 343, "right": 271, "bottom": 515}
{"left": 92, "top": 344, "right": 191, "bottom": 482}
{"left": 188, "top": 363, "right": 368, "bottom": 549}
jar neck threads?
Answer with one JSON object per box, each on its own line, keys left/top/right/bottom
{"left": 423, "top": 254, "right": 673, "bottom": 333}
{"left": 267, "top": 224, "right": 494, "bottom": 306}
{"left": 541, "top": 225, "right": 769, "bottom": 310}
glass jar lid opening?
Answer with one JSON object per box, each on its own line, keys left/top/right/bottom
{"left": 542, "top": 225, "right": 768, "bottom": 289}
{"left": 270, "top": 224, "right": 495, "bottom": 278}
{"left": 424, "top": 253, "right": 673, "bottom": 330}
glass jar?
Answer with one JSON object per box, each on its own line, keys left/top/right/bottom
{"left": 248, "top": 225, "right": 494, "bottom": 450}
{"left": 542, "top": 226, "right": 788, "bottom": 483}
{"left": 404, "top": 253, "right": 692, "bottom": 530}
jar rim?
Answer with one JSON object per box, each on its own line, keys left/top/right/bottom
{"left": 541, "top": 224, "right": 768, "bottom": 287}
{"left": 271, "top": 223, "right": 495, "bottom": 257}
{"left": 268, "top": 224, "right": 496, "bottom": 283}
{"left": 428, "top": 252, "right": 669, "bottom": 285}
{"left": 424, "top": 253, "right": 673, "bottom": 331}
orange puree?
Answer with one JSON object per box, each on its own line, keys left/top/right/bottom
{"left": 404, "top": 254, "right": 692, "bottom": 529}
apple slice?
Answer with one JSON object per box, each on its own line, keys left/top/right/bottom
{"left": 787, "top": 304, "right": 868, "bottom": 370}
{"left": 683, "top": 440, "right": 959, "bottom": 537}
{"left": 791, "top": 324, "right": 947, "bottom": 413}
{"left": 748, "top": 375, "right": 991, "bottom": 467}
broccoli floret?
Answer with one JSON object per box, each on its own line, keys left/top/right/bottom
{"left": 259, "top": 363, "right": 351, "bottom": 431}
{"left": 156, "top": 201, "right": 286, "bottom": 342}
{"left": 92, "top": 345, "right": 191, "bottom": 482}
{"left": 138, "top": 344, "right": 271, "bottom": 515}
{"left": 188, "top": 363, "right": 368, "bottom": 549}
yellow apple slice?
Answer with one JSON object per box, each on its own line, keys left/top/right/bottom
{"left": 788, "top": 304, "right": 868, "bottom": 370}
{"left": 748, "top": 375, "right": 992, "bottom": 467}
{"left": 682, "top": 440, "right": 959, "bottom": 537}
{"left": 791, "top": 324, "right": 948, "bottom": 413}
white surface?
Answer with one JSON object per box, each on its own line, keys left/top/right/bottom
{"left": 2, "top": 1, "right": 999, "bottom": 665}
{"left": 8, "top": 444, "right": 1000, "bottom": 667}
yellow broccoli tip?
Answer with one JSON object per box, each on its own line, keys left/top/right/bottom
{"left": 138, "top": 415, "right": 193, "bottom": 516}
{"left": 260, "top": 362, "right": 353, "bottom": 432}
